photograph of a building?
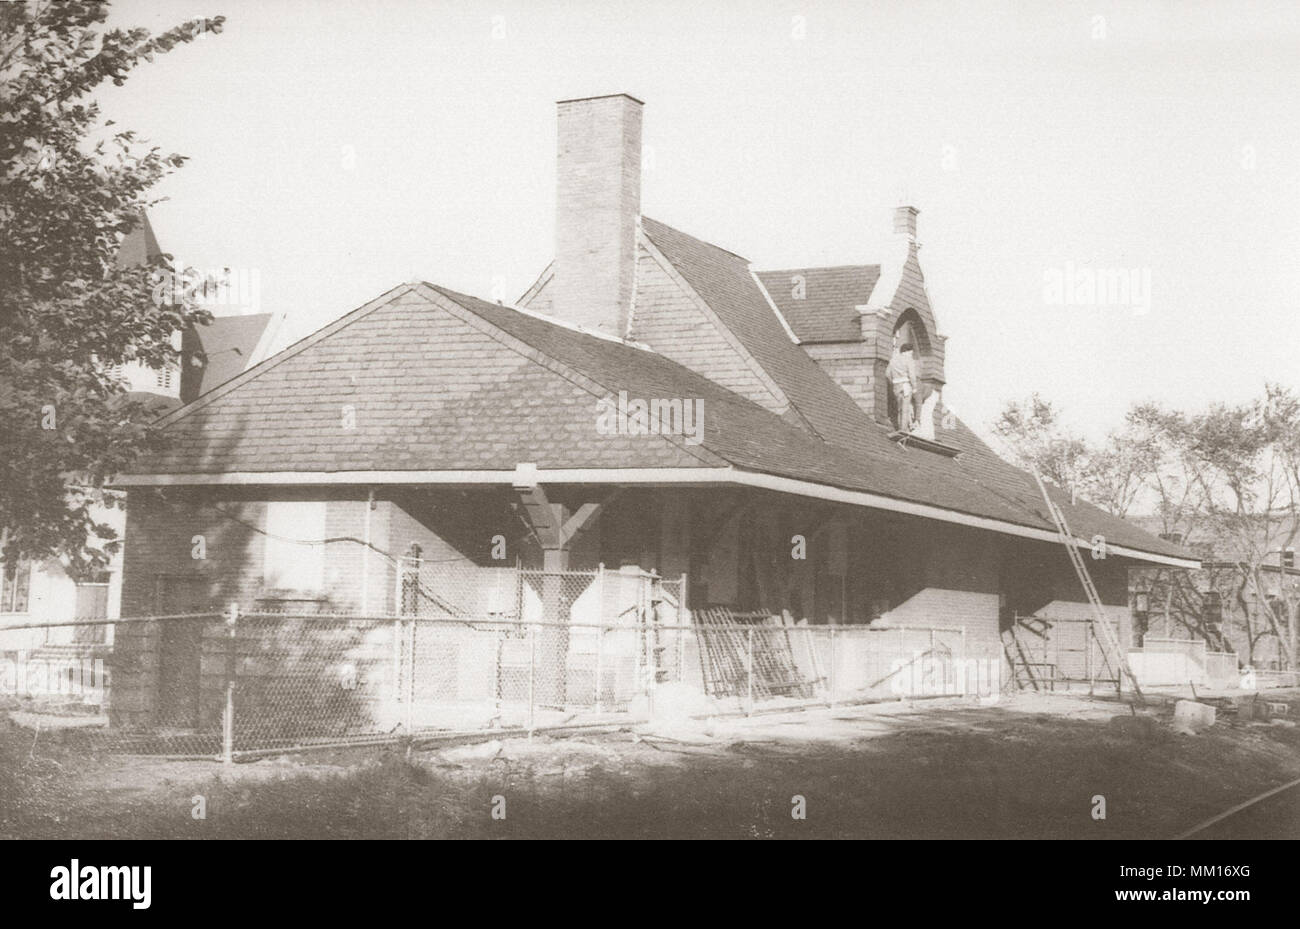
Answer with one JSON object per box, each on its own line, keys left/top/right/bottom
{"left": 2, "top": 1, "right": 1297, "bottom": 853}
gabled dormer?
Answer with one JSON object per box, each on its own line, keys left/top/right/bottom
{"left": 757, "top": 205, "right": 948, "bottom": 439}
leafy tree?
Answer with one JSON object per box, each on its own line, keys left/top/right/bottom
{"left": 0, "top": 1, "right": 223, "bottom": 573}
{"left": 990, "top": 393, "right": 1149, "bottom": 516}
{"left": 992, "top": 387, "right": 1300, "bottom": 668}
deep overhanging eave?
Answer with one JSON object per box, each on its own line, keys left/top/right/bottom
{"left": 109, "top": 464, "right": 1201, "bottom": 570}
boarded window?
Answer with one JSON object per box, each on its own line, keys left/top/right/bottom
{"left": 1, "top": 560, "right": 32, "bottom": 613}
{"left": 263, "top": 501, "right": 327, "bottom": 593}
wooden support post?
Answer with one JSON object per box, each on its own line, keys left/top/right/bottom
{"left": 221, "top": 602, "right": 238, "bottom": 765}
{"left": 513, "top": 482, "right": 610, "bottom": 710}
{"left": 538, "top": 547, "right": 569, "bottom": 709}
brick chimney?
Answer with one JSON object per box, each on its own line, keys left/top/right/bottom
{"left": 553, "top": 93, "right": 643, "bottom": 337}
{"left": 892, "top": 204, "right": 919, "bottom": 241}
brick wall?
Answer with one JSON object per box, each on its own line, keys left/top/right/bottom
{"left": 553, "top": 94, "right": 642, "bottom": 337}
{"left": 796, "top": 246, "right": 949, "bottom": 426}
{"left": 629, "top": 244, "right": 784, "bottom": 410}
{"left": 801, "top": 343, "right": 876, "bottom": 418}
{"left": 115, "top": 487, "right": 420, "bottom": 724}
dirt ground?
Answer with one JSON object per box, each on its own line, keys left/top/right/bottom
{"left": 3, "top": 689, "right": 1298, "bottom": 839}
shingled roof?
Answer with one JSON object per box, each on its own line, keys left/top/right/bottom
{"left": 180, "top": 313, "right": 275, "bottom": 402}
{"left": 121, "top": 229, "right": 1192, "bottom": 566}
{"left": 755, "top": 265, "right": 882, "bottom": 344}
{"left": 114, "top": 213, "right": 164, "bottom": 269}
{"left": 639, "top": 218, "right": 1191, "bottom": 563}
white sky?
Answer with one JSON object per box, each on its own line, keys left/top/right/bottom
{"left": 100, "top": 0, "right": 1300, "bottom": 443}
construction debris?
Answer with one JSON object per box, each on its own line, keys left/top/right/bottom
{"left": 693, "top": 607, "right": 817, "bottom": 700}
{"left": 1172, "top": 700, "right": 1217, "bottom": 734}
{"left": 628, "top": 682, "right": 718, "bottom": 723}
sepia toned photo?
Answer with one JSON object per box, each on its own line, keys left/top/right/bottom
{"left": 1, "top": 1, "right": 1296, "bottom": 878}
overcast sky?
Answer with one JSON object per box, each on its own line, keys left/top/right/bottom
{"left": 101, "top": 0, "right": 1299, "bottom": 442}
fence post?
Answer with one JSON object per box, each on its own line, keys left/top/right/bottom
{"left": 746, "top": 626, "right": 755, "bottom": 716}
{"left": 929, "top": 628, "right": 936, "bottom": 696}
{"left": 960, "top": 625, "right": 968, "bottom": 696}
{"left": 222, "top": 602, "right": 238, "bottom": 765}
{"left": 394, "top": 555, "right": 404, "bottom": 617}
{"left": 527, "top": 620, "right": 537, "bottom": 735}
{"left": 643, "top": 571, "right": 657, "bottom": 712}
{"left": 593, "top": 564, "right": 604, "bottom": 713}
{"left": 678, "top": 573, "right": 688, "bottom": 679}
{"left": 404, "top": 619, "right": 415, "bottom": 734}
{"left": 1087, "top": 622, "right": 1095, "bottom": 696}
{"left": 900, "top": 626, "right": 907, "bottom": 695}
{"left": 828, "top": 626, "right": 837, "bottom": 707}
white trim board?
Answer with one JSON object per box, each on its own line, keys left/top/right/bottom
{"left": 110, "top": 465, "right": 1198, "bottom": 569}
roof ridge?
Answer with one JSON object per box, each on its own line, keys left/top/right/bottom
{"left": 422, "top": 285, "right": 754, "bottom": 469}
{"left": 640, "top": 216, "right": 751, "bottom": 263}
{"left": 758, "top": 263, "right": 882, "bottom": 274}
{"left": 151, "top": 282, "right": 418, "bottom": 428}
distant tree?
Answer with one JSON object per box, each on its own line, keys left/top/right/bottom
{"left": 991, "top": 387, "right": 1300, "bottom": 668}
{"left": 0, "top": 1, "right": 223, "bottom": 572}
{"left": 1173, "top": 387, "right": 1300, "bottom": 667}
{"left": 990, "top": 393, "right": 1148, "bottom": 517}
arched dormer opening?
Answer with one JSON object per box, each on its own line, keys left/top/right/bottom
{"left": 883, "top": 309, "right": 942, "bottom": 437}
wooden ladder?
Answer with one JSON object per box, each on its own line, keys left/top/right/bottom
{"left": 1002, "top": 625, "right": 1041, "bottom": 692}
{"left": 1031, "top": 471, "right": 1143, "bottom": 701}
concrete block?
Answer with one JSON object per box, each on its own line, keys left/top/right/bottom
{"left": 1173, "top": 699, "right": 1217, "bottom": 733}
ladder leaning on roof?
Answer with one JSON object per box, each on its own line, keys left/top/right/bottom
{"left": 1031, "top": 471, "right": 1144, "bottom": 702}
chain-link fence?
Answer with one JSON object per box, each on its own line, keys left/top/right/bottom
{"left": 1, "top": 616, "right": 1000, "bottom": 761}
{"left": 1, "top": 562, "right": 1002, "bottom": 760}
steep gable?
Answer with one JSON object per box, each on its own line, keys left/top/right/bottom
{"left": 639, "top": 217, "right": 884, "bottom": 451}
{"left": 146, "top": 286, "right": 725, "bottom": 475}
{"left": 629, "top": 237, "right": 789, "bottom": 414}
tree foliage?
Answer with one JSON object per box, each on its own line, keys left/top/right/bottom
{"left": 992, "top": 386, "right": 1300, "bottom": 667}
{"left": 0, "top": 1, "right": 223, "bottom": 572}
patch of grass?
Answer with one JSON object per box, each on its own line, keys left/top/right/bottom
{"left": 5, "top": 697, "right": 1300, "bottom": 839}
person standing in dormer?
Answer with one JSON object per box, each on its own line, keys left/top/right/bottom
{"left": 887, "top": 325, "right": 922, "bottom": 432}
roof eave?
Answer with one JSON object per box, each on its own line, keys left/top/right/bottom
{"left": 109, "top": 464, "right": 1199, "bottom": 569}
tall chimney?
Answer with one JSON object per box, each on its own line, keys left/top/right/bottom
{"left": 553, "top": 93, "right": 643, "bottom": 337}
{"left": 892, "top": 204, "right": 919, "bottom": 241}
